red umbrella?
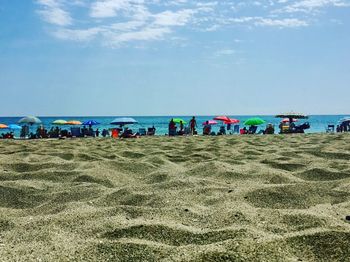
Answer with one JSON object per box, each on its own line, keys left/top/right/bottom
{"left": 202, "top": 120, "right": 218, "bottom": 126}
{"left": 224, "top": 118, "right": 240, "bottom": 124}
{"left": 213, "top": 116, "right": 231, "bottom": 122}
{"left": 281, "top": 118, "right": 298, "bottom": 123}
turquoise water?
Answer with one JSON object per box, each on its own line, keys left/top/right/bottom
{"left": 0, "top": 115, "right": 348, "bottom": 137}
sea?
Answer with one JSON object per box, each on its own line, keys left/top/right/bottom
{"left": 0, "top": 115, "right": 348, "bottom": 137}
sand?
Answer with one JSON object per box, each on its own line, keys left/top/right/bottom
{"left": 0, "top": 133, "right": 350, "bottom": 261}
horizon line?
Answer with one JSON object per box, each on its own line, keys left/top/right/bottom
{"left": 0, "top": 113, "right": 349, "bottom": 118}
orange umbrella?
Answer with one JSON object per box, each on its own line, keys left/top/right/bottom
{"left": 66, "top": 120, "right": 82, "bottom": 125}
{"left": 0, "top": 124, "right": 8, "bottom": 129}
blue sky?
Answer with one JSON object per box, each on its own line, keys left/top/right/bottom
{"left": 0, "top": 0, "right": 349, "bottom": 116}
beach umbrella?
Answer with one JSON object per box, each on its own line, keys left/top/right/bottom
{"left": 66, "top": 120, "right": 82, "bottom": 125}
{"left": 110, "top": 117, "right": 137, "bottom": 126}
{"left": 339, "top": 117, "right": 350, "bottom": 123}
{"left": 52, "top": 119, "right": 67, "bottom": 125}
{"left": 18, "top": 116, "right": 42, "bottom": 125}
{"left": 224, "top": 118, "right": 240, "bottom": 124}
{"left": 214, "top": 116, "right": 231, "bottom": 122}
{"left": 244, "top": 117, "right": 266, "bottom": 126}
{"left": 202, "top": 120, "right": 217, "bottom": 126}
{"left": 172, "top": 118, "right": 187, "bottom": 124}
{"left": 82, "top": 120, "right": 100, "bottom": 126}
{"left": 7, "top": 124, "right": 22, "bottom": 130}
{"left": 0, "top": 124, "right": 8, "bottom": 129}
{"left": 275, "top": 112, "right": 308, "bottom": 120}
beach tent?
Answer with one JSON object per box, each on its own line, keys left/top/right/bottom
{"left": 18, "top": 116, "right": 42, "bottom": 125}
{"left": 110, "top": 117, "right": 137, "bottom": 126}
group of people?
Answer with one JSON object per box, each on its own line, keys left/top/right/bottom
{"left": 337, "top": 121, "right": 350, "bottom": 132}
{"left": 239, "top": 124, "right": 275, "bottom": 135}
{"left": 1, "top": 132, "right": 14, "bottom": 139}
{"left": 168, "top": 117, "right": 197, "bottom": 136}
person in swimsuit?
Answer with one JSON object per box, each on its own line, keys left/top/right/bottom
{"left": 189, "top": 116, "right": 197, "bottom": 135}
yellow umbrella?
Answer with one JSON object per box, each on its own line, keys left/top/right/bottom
{"left": 0, "top": 124, "right": 8, "bottom": 129}
{"left": 66, "top": 120, "right": 82, "bottom": 125}
{"left": 52, "top": 119, "right": 67, "bottom": 125}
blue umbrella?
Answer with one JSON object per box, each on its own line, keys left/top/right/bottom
{"left": 110, "top": 117, "right": 138, "bottom": 126}
{"left": 7, "top": 124, "right": 22, "bottom": 130}
{"left": 82, "top": 120, "right": 100, "bottom": 126}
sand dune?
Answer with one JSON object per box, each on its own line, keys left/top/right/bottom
{"left": 0, "top": 134, "right": 350, "bottom": 261}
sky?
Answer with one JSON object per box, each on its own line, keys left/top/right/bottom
{"left": 0, "top": 0, "right": 349, "bottom": 116}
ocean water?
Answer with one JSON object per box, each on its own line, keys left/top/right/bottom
{"left": 0, "top": 115, "right": 348, "bottom": 137}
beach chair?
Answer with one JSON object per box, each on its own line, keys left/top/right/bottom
{"left": 184, "top": 127, "right": 191, "bottom": 135}
{"left": 326, "top": 125, "right": 335, "bottom": 133}
{"left": 218, "top": 126, "right": 226, "bottom": 135}
{"left": 147, "top": 127, "right": 155, "bottom": 136}
{"left": 138, "top": 128, "right": 146, "bottom": 136}
{"left": 233, "top": 125, "right": 240, "bottom": 134}
{"left": 169, "top": 128, "right": 177, "bottom": 136}
{"left": 248, "top": 126, "right": 257, "bottom": 134}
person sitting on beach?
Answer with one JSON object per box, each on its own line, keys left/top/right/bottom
{"left": 203, "top": 121, "right": 211, "bottom": 135}
{"left": 289, "top": 121, "right": 296, "bottom": 132}
{"left": 88, "top": 126, "right": 94, "bottom": 136}
{"left": 169, "top": 119, "right": 177, "bottom": 136}
{"left": 240, "top": 127, "right": 248, "bottom": 135}
{"left": 102, "top": 129, "right": 109, "bottom": 137}
{"left": 264, "top": 124, "right": 275, "bottom": 135}
{"left": 120, "top": 128, "right": 139, "bottom": 138}
{"left": 189, "top": 117, "right": 197, "bottom": 135}
{"left": 218, "top": 126, "right": 226, "bottom": 135}
{"left": 178, "top": 121, "right": 185, "bottom": 135}
{"left": 111, "top": 129, "right": 118, "bottom": 138}
{"left": 147, "top": 126, "right": 156, "bottom": 136}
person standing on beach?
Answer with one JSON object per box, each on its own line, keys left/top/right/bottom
{"left": 189, "top": 117, "right": 197, "bottom": 135}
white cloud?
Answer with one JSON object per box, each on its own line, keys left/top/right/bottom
{"left": 275, "top": 0, "right": 350, "bottom": 13}
{"left": 255, "top": 18, "right": 308, "bottom": 27}
{"left": 153, "top": 9, "right": 195, "bottom": 26}
{"left": 35, "top": 0, "right": 350, "bottom": 46}
{"left": 37, "top": 0, "right": 72, "bottom": 26}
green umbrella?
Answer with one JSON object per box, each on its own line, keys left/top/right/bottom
{"left": 52, "top": 119, "right": 67, "bottom": 125}
{"left": 244, "top": 117, "right": 266, "bottom": 126}
{"left": 172, "top": 118, "right": 187, "bottom": 124}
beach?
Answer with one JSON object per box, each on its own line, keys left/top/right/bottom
{"left": 0, "top": 133, "right": 350, "bottom": 261}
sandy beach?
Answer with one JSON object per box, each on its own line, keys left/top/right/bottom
{"left": 0, "top": 134, "right": 350, "bottom": 261}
